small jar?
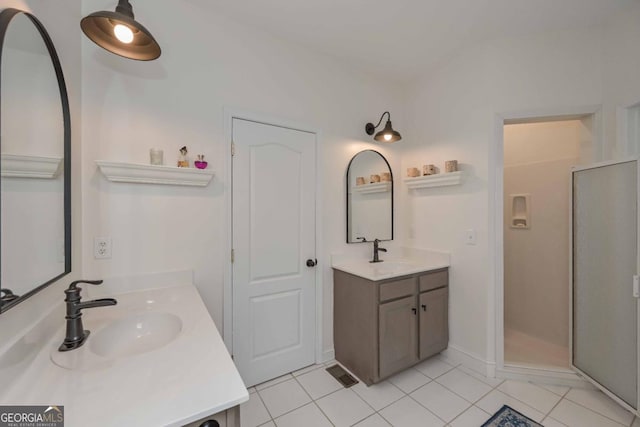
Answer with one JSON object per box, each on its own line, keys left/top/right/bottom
{"left": 423, "top": 164, "right": 436, "bottom": 175}
{"left": 445, "top": 160, "right": 458, "bottom": 173}
{"left": 150, "top": 148, "right": 163, "bottom": 166}
{"left": 194, "top": 154, "right": 208, "bottom": 169}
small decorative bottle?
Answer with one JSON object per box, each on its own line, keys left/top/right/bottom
{"left": 194, "top": 154, "right": 208, "bottom": 169}
{"left": 177, "top": 146, "right": 189, "bottom": 167}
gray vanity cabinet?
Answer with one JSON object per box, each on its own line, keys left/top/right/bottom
{"left": 419, "top": 287, "right": 449, "bottom": 360}
{"left": 379, "top": 295, "right": 418, "bottom": 378}
{"left": 333, "top": 268, "right": 449, "bottom": 385}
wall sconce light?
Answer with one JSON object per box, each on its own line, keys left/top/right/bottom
{"left": 81, "top": 0, "right": 161, "bottom": 61}
{"left": 365, "top": 111, "right": 402, "bottom": 143}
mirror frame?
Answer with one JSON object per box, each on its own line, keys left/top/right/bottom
{"left": 345, "top": 149, "right": 394, "bottom": 243}
{"left": 0, "top": 8, "right": 71, "bottom": 313}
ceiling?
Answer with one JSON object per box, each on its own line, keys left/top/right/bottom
{"left": 200, "top": 0, "right": 636, "bottom": 82}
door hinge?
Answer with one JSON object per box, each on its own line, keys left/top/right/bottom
{"left": 231, "top": 141, "right": 235, "bottom": 156}
{"left": 231, "top": 249, "right": 235, "bottom": 263}
{"left": 633, "top": 275, "right": 639, "bottom": 298}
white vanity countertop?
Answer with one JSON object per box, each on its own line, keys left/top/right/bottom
{"left": 0, "top": 276, "right": 248, "bottom": 427}
{"left": 331, "top": 247, "right": 450, "bottom": 281}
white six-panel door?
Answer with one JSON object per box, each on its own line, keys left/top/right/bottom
{"left": 232, "top": 118, "right": 317, "bottom": 387}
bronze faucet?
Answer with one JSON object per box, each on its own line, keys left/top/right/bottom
{"left": 370, "top": 239, "right": 387, "bottom": 263}
{"left": 58, "top": 280, "right": 117, "bottom": 352}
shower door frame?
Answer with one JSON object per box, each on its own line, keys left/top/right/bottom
{"left": 491, "top": 105, "right": 603, "bottom": 384}
{"left": 570, "top": 158, "right": 640, "bottom": 416}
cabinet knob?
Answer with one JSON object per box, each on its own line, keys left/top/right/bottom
{"left": 412, "top": 308, "right": 417, "bottom": 315}
{"left": 422, "top": 304, "right": 427, "bottom": 311}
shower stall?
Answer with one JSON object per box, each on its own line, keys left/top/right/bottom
{"left": 503, "top": 119, "right": 592, "bottom": 369}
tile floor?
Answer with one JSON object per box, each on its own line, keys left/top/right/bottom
{"left": 240, "top": 355, "right": 640, "bottom": 427}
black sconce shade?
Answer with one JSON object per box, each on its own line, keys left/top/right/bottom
{"left": 366, "top": 111, "right": 402, "bottom": 143}
{"left": 81, "top": 0, "right": 161, "bottom": 61}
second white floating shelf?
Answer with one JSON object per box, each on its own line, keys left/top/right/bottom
{"left": 96, "top": 160, "right": 214, "bottom": 187}
{"left": 351, "top": 182, "right": 392, "bottom": 194}
{"left": 404, "top": 171, "right": 463, "bottom": 190}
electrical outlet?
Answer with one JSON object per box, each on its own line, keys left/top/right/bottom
{"left": 94, "top": 237, "right": 112, "bottom": 259}
{"left": 465, "top": 229, "right": 477, "bottom": 245}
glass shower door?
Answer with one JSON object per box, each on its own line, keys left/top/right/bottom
{"left": 572, "top": 159, "right": 639, "bottom": 412}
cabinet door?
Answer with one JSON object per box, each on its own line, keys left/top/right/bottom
{"left": 379, "top": 296, "right": 418, "bottom": 378}
{"left": 419, "top": 287, "right": 449, "bottom": 360}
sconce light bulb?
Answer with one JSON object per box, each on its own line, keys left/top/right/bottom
{"left": 114, "top": 24, "right": 134, "bottom": 44}
{"left": 384, "top": 134, "right": 392, "bottom": 141}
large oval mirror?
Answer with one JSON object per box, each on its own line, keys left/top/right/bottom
{"left": 0, "top": 9, "right": 71, "bottom": 312}
{"left": 346, "top": 150, "right": 393, "bottom": 243}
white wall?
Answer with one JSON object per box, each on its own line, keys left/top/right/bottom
{"left": 503, "top": 121, "right": 584, "bottom": 349}
{"left": 402, "top": 2, "right": 640, "bottom": 368}
{"left": 0, "top": 0, "right": 82, "bottom": 343}
{"left": 80, "top": 0, "right": 405, "bottom": 357}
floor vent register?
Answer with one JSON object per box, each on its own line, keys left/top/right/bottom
{"left": 326, "top": 364, "right": 358, "bottom": 388}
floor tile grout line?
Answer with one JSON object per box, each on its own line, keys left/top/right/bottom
{"left": 356, "top": 365, "right": 500, "bottom": 424}
{"left": 310, "top": 400, "right": 336, "bottom": 427}
{"left": 256, "top": 376, "right": 316, "bottom": 423}
{"left": 355, "top": 412, "right": 391, "bottom": 427}
{"left": 254, "top": 374, "right": 293, "bottom": 393}
{"left": 542, "top": 391, "right": 570, "bottom": 423}
{"left": 406, "top": 391, "right": 452, "bottom": 425}
{"left": 364, "top": 393, "right": 406, "bottom": 415}
{"left": 438, "top": 401, "right": 476, "bottom": 427}
{"left": 487, "top": 381, "right": 562, "bottom": 417}
{"left": 254, "top": 388, "right": 276, "bottom": 425}
{"left": 432, "top": 369, "right": 498, "bottom": 405}
{"left": 291, "top": 373, "right": 350, "bottom": 427}
{"left": 560, "top": 393, "right": 634, "bottom": 426}
{"left": 291, "top": 363, "right": 325, "bottom": 378}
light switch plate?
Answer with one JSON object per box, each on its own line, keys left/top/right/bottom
{"left": 465, "top": 229, "right": 477, "bottom": 245}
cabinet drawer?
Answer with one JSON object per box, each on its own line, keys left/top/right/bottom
{"left": 379, "top": 278, "right": 415, "bottom": 302}
{"left": 419, "top": 270, "right": 448, "bottom": 292}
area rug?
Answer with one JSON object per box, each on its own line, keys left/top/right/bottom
{"left": 481, "top": 405, "right": 544, "bottom": 427}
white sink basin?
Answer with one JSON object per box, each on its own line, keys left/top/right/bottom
{"left": 371, "top": 261, "right": 417, "bottom": 275}
{"left": 90, "top": 312, "right": 182, "bottom": 358}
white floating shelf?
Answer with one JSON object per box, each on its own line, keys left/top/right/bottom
{"left": 1, "top": 154, "right": 62, "bottom": 179}
{"left": 351, "top": 182, "right": 392, "bottom": 194}
{"left": 404, "top": 171, "right": 464, "bottom": 190}
{"left": 96, "top": 160, "right": 214, "bottom": 187}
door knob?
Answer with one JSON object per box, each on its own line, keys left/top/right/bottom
{"left": 422, "top": 304, "right": 427, "bottom": 311}
{"left": 306, "top": 259, "right": 317, "bottom": 267}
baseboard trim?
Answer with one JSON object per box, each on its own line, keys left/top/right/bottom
{"left": 441, "top": 345, "right": 592, "bottom": 389}
{"left": 441, "top": 344, "right": 496, "bottom": 377}
{"left": 321, "top": 348, "right": 335, "bottom": 364}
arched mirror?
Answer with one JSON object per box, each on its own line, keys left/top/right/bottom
{"left": 0, "top": 9, "right": 71, "bottom": 312}
{"left": 346, "top": 150, "right": 393, "bottom": 243}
